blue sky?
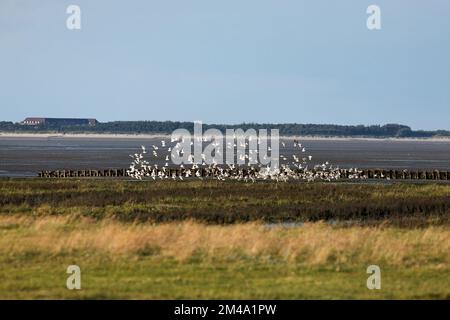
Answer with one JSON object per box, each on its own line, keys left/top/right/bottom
{"left": 1, "top": 0, "right": 449, "bottom": 130}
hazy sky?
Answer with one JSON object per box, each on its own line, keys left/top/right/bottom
{"left": 1, "top": 0, "right": 449, "bottom": 130}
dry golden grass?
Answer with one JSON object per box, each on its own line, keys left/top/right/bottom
{"left": 1, "top": 215, "right": 449, "bottom": 267}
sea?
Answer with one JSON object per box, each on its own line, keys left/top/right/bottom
{"left": 1, "top": 136, "right": 450, "bottom": 177}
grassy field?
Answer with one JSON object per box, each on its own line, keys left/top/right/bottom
{"left": 0, "top": 179, "right": 449, "bottom": 299}
{"left": 1, "top": 179, "right": 450, "bottom": 225}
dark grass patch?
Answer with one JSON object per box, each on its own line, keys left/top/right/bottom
{"left": 0, "top": 179, "right": 449, "bottom": 226}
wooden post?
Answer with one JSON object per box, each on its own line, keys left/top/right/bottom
{"left": 404, "top": 170, "right": 411, "bottom": 180}
{"left": 419, "top": 171, "right": 426, "bottom": 180}
{"left": 433, "top": 170, "right": 440, "bottom": 180}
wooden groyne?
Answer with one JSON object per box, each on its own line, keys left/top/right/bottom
{"left": 38, "top": 169, "right": 128, "bottom": 178}
{"left": 37, "top": 168, "right": 450, "bottom": 181}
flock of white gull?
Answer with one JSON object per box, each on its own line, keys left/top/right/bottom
{"left": 127, "top": 138, "right": 366, "bottom": 182}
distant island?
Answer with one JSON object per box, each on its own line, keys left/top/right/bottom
{"left": 1, "top": 118, "right": 450, "bottom": 138}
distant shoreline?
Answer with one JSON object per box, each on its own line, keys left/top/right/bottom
{"left": 1, "top": 132, "right": 450, "bottom": 142}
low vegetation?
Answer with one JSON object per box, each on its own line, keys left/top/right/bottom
{"left": 1, "top": 216, "right": 448, "bottom": 265}
{"left": 0, "top": 179, "right": 449, "bottom": 299}
{"left": 1, "top": 179, "right": 449, "bottom": 225}
{"left": 0, "top": 215, "right": 448, "bottom": 299}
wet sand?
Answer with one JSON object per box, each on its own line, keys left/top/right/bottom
{"left": 1, "top": 135, "right": 450, "bottom": 177}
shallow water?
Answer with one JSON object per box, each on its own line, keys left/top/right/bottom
{"left": 1, "top": 136, "right": 450, "bottom": 177}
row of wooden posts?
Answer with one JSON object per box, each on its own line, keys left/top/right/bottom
{"left": 37, "top": 168, "right": 450, "bottom": 180}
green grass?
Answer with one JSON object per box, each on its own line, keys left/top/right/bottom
{"left": 1, "top": 253, "right": 448, "bottom": 299}
{"left": 0, "top": 214, "right": 448, "bottom": 299}
{"left": 0, "top": 254, "right": 450, "bottom": 299}
{"left": 0, "top": 179, "right": 449, "bottom": 299}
